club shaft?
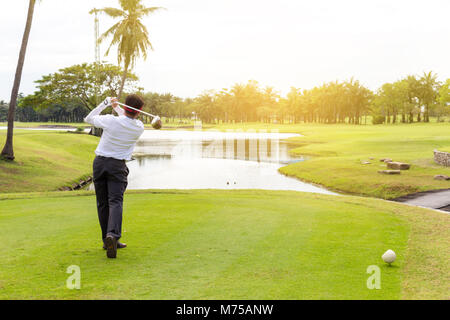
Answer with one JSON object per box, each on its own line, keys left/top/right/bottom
{"left": 116, "top": 102, "right": 157, "bottom": 118}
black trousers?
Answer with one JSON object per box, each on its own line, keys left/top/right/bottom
{"left": 93, "top": 156, "right": 129, "bottom": 241}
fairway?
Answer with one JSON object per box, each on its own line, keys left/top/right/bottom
{"left": 0, "top": 190, "right": 448, "bottom": 299}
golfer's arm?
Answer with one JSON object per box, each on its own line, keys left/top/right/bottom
{"left": 113, "top": 105, "right": 125, "bottom": 116}
{"left": 84, "top": 99, "right": 109, "bottom": 125}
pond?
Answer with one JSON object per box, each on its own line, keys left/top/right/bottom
{"left": 89, "top": 130, "right": 335, "bottom": 195}
{"left": 1, "top": 126, "right": 334, "bottom": 194}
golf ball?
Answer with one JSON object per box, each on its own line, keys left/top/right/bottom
{"left": 382, "top": 249, "right": 396, "bottom": 264}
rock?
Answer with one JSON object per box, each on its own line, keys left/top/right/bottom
{"left": 361, "top": 161, "right": 371, "bottom": 165}
{"left": 369, "top": 157, "right": 375, "bottom": 160}
{"left": 434, "top": 175, "right": 450, "bottom": 181}
{"left": 378, "top": 170, "right": 401, "bottom": 175}
{"left": 380, "top": 158, "right": 392, "bottom": 163}
{"left": 387, "top": 162, "right": 411, "bottom": 170}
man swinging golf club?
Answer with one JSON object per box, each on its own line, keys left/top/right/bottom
{"left": 84, "top": 94, "right": 145, "bottom": 258}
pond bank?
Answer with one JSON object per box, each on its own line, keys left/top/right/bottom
{"left": 59, "top": 176, "right": 93, "bottom": 191}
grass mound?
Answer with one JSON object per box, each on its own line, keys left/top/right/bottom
{"left": 0, "top": 130, "right": 98, "bottom": 193}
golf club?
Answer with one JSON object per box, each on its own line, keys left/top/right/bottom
{"left": 116, "top": 101, "right": 162, "bottom": 130}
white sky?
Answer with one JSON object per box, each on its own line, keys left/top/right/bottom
{"left": 0, "top": 0, "right": 449, "bottom": 101}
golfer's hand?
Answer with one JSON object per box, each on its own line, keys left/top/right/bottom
{"left": 111, "top": 98, "right": 119, "bottom": 109}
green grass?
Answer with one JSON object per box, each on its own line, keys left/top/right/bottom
{"left": 0, "top": 189, "right": 448, "bottom": 300}
{"left": 278, "top": 123, "right": 450, "bottom": 199}
{"left": 0, "top": 130, "right": 98, "bottom": 193}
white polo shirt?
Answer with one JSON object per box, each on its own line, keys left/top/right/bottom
{"left": 84, "top": 100, "right": 145, "bottom": 161}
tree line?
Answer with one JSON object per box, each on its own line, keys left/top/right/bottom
{"left": 190, "top": 73, "right": 449, "bottom": 125}
{"left": 6, "top": 66, "right": 449, "bottom": 125}
{"left": 190, "top": 79, "right": 372, "bottom": 124}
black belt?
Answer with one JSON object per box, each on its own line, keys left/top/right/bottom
{"left": 96, "top": 155, "right": 126, "bottom": 162}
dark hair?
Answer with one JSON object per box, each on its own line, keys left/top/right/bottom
{"left": 124, "top": 94, "right": 144, "bottom": 115}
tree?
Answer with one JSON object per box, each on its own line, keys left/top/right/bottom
{"left": 404, "top": 75, "right": 421, "bottom": 123}
{"left": 0, "top": 101, "right": 9, "bottom": 122}
{"left": 371, "top": 76, "right": 423, "bottom": 124}
{"left": 192, "top": 91, "right": 218, "bottom": 124}
{"left": 374, "top": 83, "right": 399, "bottom": 123}
{"left": 258, "top": 87, "right": 279, "bottom": 123}
{"left": 436, "top": 79, "right": 450, "bottom": 121}
{"left": 30, "top": 63, "right": 138, "bottom": 112}
{"left": 417, "top": 71, "right": 439, "bottom": 122}
{"left": 438, "top": 79, "right": 450, "bottom": 106}
{"left": 393, "top": 80, "right": 413, "bottom": 123}
{"left": 92, "top": 0, "right": 164, "bottom": 99}
{"left": 17, "top": 95, "right": 88, "bottom": 123}
{"left": 1, "top": 0, "right": 37, "bottom": 160}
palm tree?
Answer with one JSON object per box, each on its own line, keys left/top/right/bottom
{"left": 91, "top": 0, "right": 164, "bottom": 100}
{"left": 1, "top": 0, "right": 37, "bottom": 160}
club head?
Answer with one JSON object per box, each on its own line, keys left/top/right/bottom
{"left": 151, "top": 116, "right": 162, "bottom": 130}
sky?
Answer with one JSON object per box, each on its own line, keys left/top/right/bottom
{"left": 0, "top": 0, "right": 449, "bottom": 101}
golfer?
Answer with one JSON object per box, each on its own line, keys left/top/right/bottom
{"left": 84, "top": 95, "right": 145, "bottom": 258}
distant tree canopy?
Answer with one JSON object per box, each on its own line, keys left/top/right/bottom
{"left": 16, "top": 98, "right": 88, "bottom": 123}
{"left": 25, "top": 62, "right": 139, "bottom": 111}
{"left": 190, "top": 74, "right": 448, "bottom": 125}
{"left": 12, "top": 67, "right": 449, "bottom": 125}
{"left": 13, "top": 62, "right": 140, "bottom": 122}
{"left": 372, "top": 72, "right": 448, "bottom": 124}
{"left": 0, "top": 100, "right": 9, "bottom": 122}
{"left": 191, "top": 79, "right": 373, "bottom": 124}
{"left": 438, "top": 79, "right": 450, "bottom": 107}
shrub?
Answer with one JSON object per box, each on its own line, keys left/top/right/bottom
{"left": 372, "top": 115, "right": 385, "bottom": 125}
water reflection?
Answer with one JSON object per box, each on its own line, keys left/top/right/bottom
{"left": 89, "top": 130, "right": 335, "bottom": 195}
{"left": 134, "top": 136, "right": 300, "bottom": 164}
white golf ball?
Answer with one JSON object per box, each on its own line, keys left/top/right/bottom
{"left": 382, "top": 249, "right": 396, "bottom": 264}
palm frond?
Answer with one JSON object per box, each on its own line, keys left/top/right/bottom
{"left": 98, "top": 21, "right": 121, "bottom": 44}
{"left": 96, "top": 7, "right": 125, "bottom": 18}
{"left": 139, "top": 6, "right": 166, "bottom": 16}
{"left": 98, "top": 0, "right": 162, "bottom": 69}
{"left": 119, "top": 0, "right": 140, "bottom": 12}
